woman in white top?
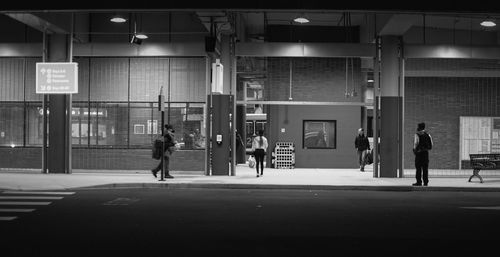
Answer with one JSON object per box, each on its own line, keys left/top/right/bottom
{"left": 252, "top": 130, "right": 268, "bottom": 177}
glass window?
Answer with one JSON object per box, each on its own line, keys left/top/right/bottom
{"left": 183, "top": 103, "right": 205, "bottom": 149}
{"left": 303, "top": 120, "right": 336, "bottom": 149}
{"left": 0, "top": 103, "right": 24, "bottom": 147}
{"left": 71, "top": 102, "right": 90, "bottom": 146}
{"left": 26, "top": 102, "right": 43, "bottom": 146}
{"left": 89, "top": 103, "right": 128, "bottom": 147}
{"left": 129, "top": 103, "right": 155, "bottom": 147}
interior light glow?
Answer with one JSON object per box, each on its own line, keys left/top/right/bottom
{"left": 110, "top": 16, "right": 127, "bottom": 23}
{"left": 135, "top": 33, "right": 148, "bottom": 39}
{"left": 293, "top": 17, "right": 310, "bottom": 24}
{"left": 480, "top": 19, "right": 496, "bottom": 27}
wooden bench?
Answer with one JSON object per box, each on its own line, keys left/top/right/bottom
{"left": 469, "top": 154, "right": 500, "bottom": 183}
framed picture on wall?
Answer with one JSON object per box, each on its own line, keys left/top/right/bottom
{"left": 303, "top": 120, "right": 336, "bottom": 149}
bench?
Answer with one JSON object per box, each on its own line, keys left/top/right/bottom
{"left": 469, "top": 154, "right": 500, "bottom": 183}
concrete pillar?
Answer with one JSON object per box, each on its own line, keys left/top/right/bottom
{"left": 47, "top": 33, "right": 72, "bottom": 173}
{"left": 379, "top": 36, "right": 403, "bottom": 178}
{"left": 220, "top": 34, "right": 238, "bottom": 175}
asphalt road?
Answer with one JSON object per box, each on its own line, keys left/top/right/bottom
{"left": 1, "top": 188, "right": 500, "bottom": 256}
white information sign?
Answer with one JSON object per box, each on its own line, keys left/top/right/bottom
{"left": 36, "top": 62, "right": 78, "bottom": 94}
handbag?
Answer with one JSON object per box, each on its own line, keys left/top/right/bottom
{"left": 248, "top": 155, "right": 256, "bottom": 168}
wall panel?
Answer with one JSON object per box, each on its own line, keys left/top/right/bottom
{"left": 0, "top": 58, "right": 24, "bottom": 101}
{"left": 129, "top": 58, "right": 170, "bottom": 102}
{"left": 90, "top": 58, "right": 129, "bottom": 101}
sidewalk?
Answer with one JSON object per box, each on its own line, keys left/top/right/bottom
{"left": 1, "top": 165, "right": 500, "bottom": 191}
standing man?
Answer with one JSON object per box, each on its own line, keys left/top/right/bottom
{"left": 413, "top": 122, "right": 433, "bottom": 186}
{"left": 354, "top": 128, "right": 370, "bottom": 171}
{"left": 151, "top": 124, "right": 175, "bottom": 179}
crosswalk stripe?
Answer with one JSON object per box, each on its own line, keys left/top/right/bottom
{"left": 0, "top": 196, "right": 63, "bottom": 200}
{"left": 0, "top": 209, "right": 35, "bottom": 212}
{"left": 0, "top": 217, "right": 17, "bottom": 221}
{"left": 0, "top": 202, "right": 51, "bottom": 205}
{"left": 3, "top": 191, "right": 75, "bottom": 195}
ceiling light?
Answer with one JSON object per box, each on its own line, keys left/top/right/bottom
{"left": 110, "top": 15, "right": 127, "bottom": 23}
{"left": 293, "top": 15, "right": 309, "bottom": 24}
{"left": 135, "top": 33, "right": 148, "bottom": 39}
{"left": 367, "top": 79, "right": 374, "bottom": 83}
{"left": 130, "top": 35, "right": 143, "bottom": 45}
{"left": 480, "top": 18, "right": 496, "bottom": 27}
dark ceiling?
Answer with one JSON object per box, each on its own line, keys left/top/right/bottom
{"left": 2, "top": 1, "right": 500, "bottom": 14}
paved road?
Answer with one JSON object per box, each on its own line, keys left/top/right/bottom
{"left": 1, "top": 188, "right": 500, "bottom": 256}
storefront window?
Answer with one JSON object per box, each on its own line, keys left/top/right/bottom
{"left": 89, "top": 103, "right": 128, "bottom": 147}
{"left": 130, "top": 103, "right": 155, "bottom": 147}
{"left": 26, "top": 102, "right": 43, "bottom": 146}
{"left": 0, "top": 103, "right": 24, "bottom": 147}
{"left": 303, "top": 120, "right": 336, "bottom": 149}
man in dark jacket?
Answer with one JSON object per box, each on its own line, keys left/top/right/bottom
{"left": 151, "top": 124, "right": 175, "bottom": 179}
{"left": 413, "top": 122, "right": 433, "bottom": 186}
{"left": 354, "top": 128, "right": 370, "bottom": 171}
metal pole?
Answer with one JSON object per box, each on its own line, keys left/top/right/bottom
{"left": 159, "top": 86, "right": 165, "bottom": 181}
{"left": 373, "top": 37, "right": 381, "bottom": 178}
{"left": 66, "top": 13, "right": 74, "bottom": 174}
{"left": 160, "top": 110, "right": 165, "bottom": 181}
{"left": 42, "top": 30, "right": 48, "bottom": 174}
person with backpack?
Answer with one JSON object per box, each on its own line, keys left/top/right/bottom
{"left": 252, "top": 130, "right": 268, "bottom": 177}
{"left": 413, "top": 122, "right": 433, "bottom": 186}
{"left": 151, "top": 124, "right": 176, "bottom": 179}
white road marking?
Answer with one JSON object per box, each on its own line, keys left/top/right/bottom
{"left": 0, "top": 202, "right": 51, "bottom": 205}
{"left": 0, "top": 196, "right": 63, "bottom": 200}
{"left": 0, "top": 209, "right": 35, "bottom": 212}
{"left": 0, "top": 217, "right": 17, "bottom": 221}
{"left": 461, "top": 206, "right": 500, "bottom": 210}
{"left": 3, "top": 191, "right": 75, "bottom": 195}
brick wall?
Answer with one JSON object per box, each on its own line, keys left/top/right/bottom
{"left": 265, "top": 57, "right": 363, "bottom": 168}
{"left": 404, "top": 77, "right": 500, "bottom": 169}
{"left": 0, "top": 148, "right": 205, "bottom": 171}
{"left": 266, "top": 57, "right": 362, "bottom": 102}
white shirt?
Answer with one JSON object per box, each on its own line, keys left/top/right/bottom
{"left": 252, "top": 136, "right": 268, "bottom": 152}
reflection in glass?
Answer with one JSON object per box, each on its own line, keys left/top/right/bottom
{"left": 303, "top": 120, "right": 336, "bottom": 149}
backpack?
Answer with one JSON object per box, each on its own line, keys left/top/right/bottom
{"left": 152, "top": 138, "right": 163, "bottom": 160}
{"left": 417, "top": 132, "right": 432, "bottom": 152}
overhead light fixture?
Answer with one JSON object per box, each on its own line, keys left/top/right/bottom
{"left": 135, "top": 33, "right": 148, "bottom": 39}
{"left": 480, "top": 18, "right": 496, "bottom": 27}
{"left": 130, "top": 18, "right": 147, "bottom": 45}
{"left": 293, "top": 14, "right": 309, "bottom": 24}
{"left": 110, "top": 15, "right": 127, "bottom": 23}
{"left": 367, "top": 79, "right": 374, "bottom": 83}
{"left": 130, "top": 34, "right": 143, "bottom": 45}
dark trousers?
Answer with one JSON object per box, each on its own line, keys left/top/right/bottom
{"left": 153, "top": 153, "right": 171, "bottom": 175}
{"left": 415, "top": 151, "right": 429, "bottom": 184}
{"left": 254, "top": 149, "right": 266, "bottom": 175}
{"left": 357, "top": 149, "right": 367, "bottom": 169}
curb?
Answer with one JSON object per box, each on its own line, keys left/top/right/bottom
{"left": 72, "top": 183, "right": 500, "bottom": 192}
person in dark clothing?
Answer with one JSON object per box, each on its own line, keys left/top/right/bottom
{"left": 354, "top": 128, "right": 370, "bottom": 171}
{"left": 151, "top": 124, "right": 175, "bottom": 179}
{"left": 413, "top": 122, "right": 433, "bottom": 186}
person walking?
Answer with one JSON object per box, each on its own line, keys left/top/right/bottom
{"left": 413, "top": 122, "right": 433, "bottom": 186}
{"left": 252, "top": 129, "right": 268, "bottom": 177}
{"left": 354, "top": 128, "right": 370, "bottom": 171}
{"left": 151, "top": 124, "right": 176, "bottom": 179}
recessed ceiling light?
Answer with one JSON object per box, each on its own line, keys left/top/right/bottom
{"left": 480, "top": 18, "right": 496, "bottom": 27}
{"left": 110, "top": 15, "right": 127, "bottom": 23}
{"left": 293, "top": 16, "right": 309, "bottom": 24}
{"left": 135, "top": 33, "right": 148, "bottom": 39}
